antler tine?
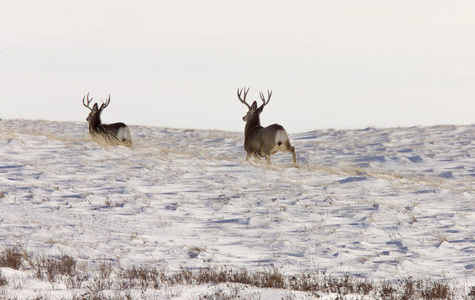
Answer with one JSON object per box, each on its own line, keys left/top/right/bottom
{"left": 259, "top": 89, "right": 272, "bottom": 106}
{"left": 101, "top": 94, "right": 111, "bottom": 110}
{"left": 82, "top": 92, "right": 93, "bottom": 110}
{"left": 237, "top": 87, "right": 251, "bottom": 109}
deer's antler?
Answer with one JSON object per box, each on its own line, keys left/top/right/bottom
{"left": 100, "top": 95, "right": 111, "bottom": 110}
{"left": 259, "top": 90, "right": 272, "bottom": 107}
{"left": 82, "top": 92, "right": 93, "bottom": 111}
{"left": 237, "top": 87, "right": 251, "bottom": 109}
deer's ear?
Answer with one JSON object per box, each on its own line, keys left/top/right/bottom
{"left": 251, "top": 101, "right": 258, "bottom": 110}
{"left": 92, "top": 103, "right": 99, "bottom": 111}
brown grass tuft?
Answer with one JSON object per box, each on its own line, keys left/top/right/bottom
{"left": 0, "top": 246, "right": 23, "bottom": 270}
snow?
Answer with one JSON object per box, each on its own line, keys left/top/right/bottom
{"left": 0, "top": 119, "right": 474, "bottom": 298}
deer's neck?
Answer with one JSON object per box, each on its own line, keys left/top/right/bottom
{"left": 245, "top": 114, "right": 262, "bottom": 137}
{"left": 89, "top": 115, "right": 102, "bottom": 133}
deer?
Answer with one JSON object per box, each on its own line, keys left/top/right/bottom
{"left": 82, "top": 93, "right": 132, "bottom": 146}
{"left": 237, "top": 87, "right": 297, "bottom": 167}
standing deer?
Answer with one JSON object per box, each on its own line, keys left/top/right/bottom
{"left": 82, "top": 93, "right": 132, "bottom": 146}
{"left": 237, "top": 87, "right": 297, "bottom": 167}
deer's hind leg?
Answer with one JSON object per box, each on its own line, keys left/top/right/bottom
{"left": 290, "top": 146, "right": 298, "bottom": 168}
{"left": 282, "top": 141, "right": 298, "bottom": 168}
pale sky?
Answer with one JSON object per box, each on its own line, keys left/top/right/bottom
{"left": 1, "top": 0, "right": 474, "bottom": 132}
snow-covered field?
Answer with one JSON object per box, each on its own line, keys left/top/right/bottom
{"left": 0, "top": 119, "right": 474, "bottom": 299}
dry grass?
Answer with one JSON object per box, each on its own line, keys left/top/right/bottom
{"left": 87, "top": 133, "right": 132, "bottom": 148}
{"left": 0, "top": 246, "right": 464, "bottom": 299}
{"left": 0, "top": 122, "right": 87, "bottom": 144}
{"left": 0, "top": 246, "right": 23, "bottom": 270}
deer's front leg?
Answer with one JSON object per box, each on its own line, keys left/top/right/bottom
{"left": 265, "top": 155, "right": 271, "bottom": 164}
{"left": 246, "top": 153, "right": 252, "bottom": 161}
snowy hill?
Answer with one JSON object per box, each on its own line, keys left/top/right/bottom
{"left": 0, "top": 119, "right": 474, "bottom": 299}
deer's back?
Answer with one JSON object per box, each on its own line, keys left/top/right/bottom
{"left": 97, "top": 122, "right": 125, "bottom": 133}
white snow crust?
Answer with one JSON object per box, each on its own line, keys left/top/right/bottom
{"left": 0, "top": 119, "right": 474, "bottom": 298}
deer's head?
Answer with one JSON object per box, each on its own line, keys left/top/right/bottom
{"left": 83, "top": 93, "right": 110, "bottom": 122}
{"left": 237, "top": 87, "right": 272, "bottom": 123}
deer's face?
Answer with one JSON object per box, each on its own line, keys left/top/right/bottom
{"left": 243, "top": 101, "right": 259, "bottom": 122}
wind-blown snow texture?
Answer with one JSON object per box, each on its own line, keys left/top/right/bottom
{"left": 0, "top": 119, "right": 474, "bottom": 297}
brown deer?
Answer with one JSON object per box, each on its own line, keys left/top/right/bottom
{"left": 237, "top": 87, "right": 297, "bottom": 167}
{"left": 82, "top": 93, "right": 132, "bottom": 146}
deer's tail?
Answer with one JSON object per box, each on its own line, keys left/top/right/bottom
{"left": 275, "top": 128, "right": 289, "bottom": 147}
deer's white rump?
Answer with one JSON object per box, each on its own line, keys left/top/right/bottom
{"left": 116, "top": 127, "right": 132, "bottom": 143}
{"left": 275, "top": 128, "right": 289, "bottom": 147}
